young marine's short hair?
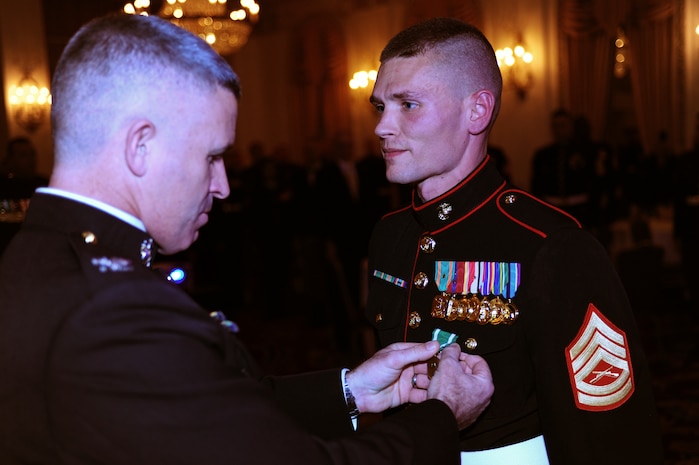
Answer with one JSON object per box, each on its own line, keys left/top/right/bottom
{"left": 379, "top": 17, "right": 503, "bottom": 124}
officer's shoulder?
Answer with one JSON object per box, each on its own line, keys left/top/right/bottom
{"left": 496, "top": 188, "right": 582, "bottom": 237}
{"left": 66, "top": 231, "right": 151, "bottom": 291}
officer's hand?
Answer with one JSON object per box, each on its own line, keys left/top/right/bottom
{"left": 425, "top": 344, "right": 494, "bottom": 430}
{"left": 346, "top": 340, "right": 442, "bottom": 413}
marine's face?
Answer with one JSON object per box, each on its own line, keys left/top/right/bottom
{"left": 144, "top": 85, "right": 236, "bottom": 255}
{"left": 371, "top": 54, "right": 471, "bottom": 196}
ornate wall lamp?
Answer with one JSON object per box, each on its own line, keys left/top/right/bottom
{"left": 495, "top": 38, "right": 534, "bottom": 100}
{"left": 8, "top": 75, "right": 51, "bottom": 133}
{"left": 349, "top": 69, "right": 377, "bottom": 91}
{"left": 613, "top": 27, "right": 629, "bottom": 78}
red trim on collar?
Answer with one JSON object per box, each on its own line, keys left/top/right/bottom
{"left": 497, "top": 189, "right": 582, "bottom": 238}
{"left": 430, "top": 181, "right": 506, "bottom": 235}
{"left": 412, "top": 155, "right": 490, "bottom": 212}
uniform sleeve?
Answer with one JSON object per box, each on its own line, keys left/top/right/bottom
{"left": 265, "top": 370, "right": 354, "bottom": 439}
{"left": 46, "top": 279, "right": 460, "bottom": 465}
{"left": 524, "top": 228, "right": 664, "bottom": 464}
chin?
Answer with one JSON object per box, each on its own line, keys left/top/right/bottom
{"left": 385, "top": 169, "right": 400, "bottom": 183}
{"left": 386, "top": 172, "right": 412, "bottom": 185}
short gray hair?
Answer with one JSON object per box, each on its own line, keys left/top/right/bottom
{"left": 51, "top": 14, "right": 241, "bottom": 161}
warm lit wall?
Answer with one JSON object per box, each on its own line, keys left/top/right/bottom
{"left": 684, "top": 0, "right": 699, "bottom": 149}
{"left": 0, "top": 0, "right": 53, "bottom": 178}
{"left": 1, "top": 0, "right": 558, "bottom": 187}
{"left": 228, "top": 0, "right": 560, "bottom": 189}
{"left": 1, "top": 0, "right": 697, "bottom": 184}
{"left": 230, "top": 0, "right": 699, "bottom": 189}
{"left": 482, "top": 0, "right": 559, "bottom": 188}
{"left": 228, "top": 0, "right": 409, "bottom": 167}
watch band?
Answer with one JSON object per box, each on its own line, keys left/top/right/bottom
{"left": 342, "top": 368, "right": 360, "bottom": 420}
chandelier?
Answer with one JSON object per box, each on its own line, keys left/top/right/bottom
{"left": 123, "top": 0, "right": 261, "bottom": 56}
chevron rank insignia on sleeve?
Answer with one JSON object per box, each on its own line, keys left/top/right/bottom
{"left": 565, "top": 303, "right": 635, "bottom": 411}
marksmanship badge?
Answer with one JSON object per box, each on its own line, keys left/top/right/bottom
{"left": 566, "top": 303, "right": 635, "bottom": 411}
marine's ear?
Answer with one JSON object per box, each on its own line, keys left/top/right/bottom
{"left": 124, "top": 119, "right": 156, "bottom": 177}
{"left": 467, "top": 89, "right": 496, "bottom": 135}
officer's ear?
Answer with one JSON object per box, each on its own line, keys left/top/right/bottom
{"left": 467, "top": 89, "right": 496, "bottom": 135}
{"left": 124, "top": 119, "right": 156, "bottom": 177}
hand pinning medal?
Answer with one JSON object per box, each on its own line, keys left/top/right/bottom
{"left": 411, "top": 328, "right": 459, "bottom": 390}
{"left": 429, "top": 328, "right": 458, "bottom": 378}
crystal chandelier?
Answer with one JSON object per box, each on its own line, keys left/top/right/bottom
{"left": 123, "top": 0, "right": 261, "bottom": 56}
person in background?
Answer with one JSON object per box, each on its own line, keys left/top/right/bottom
{"left": 0, "top": 137, "right": 48, "bottom": 196}
{"left": 0, "top": 14, "right": 494, "bottom": 465}
{"left": 365, "top": 17, "right": 663, "bottom": 464}
{"left": 314, "top": 136, "right": 365, "bottom": 340}
{"left": 0, "top": 137, "right": 48, "bottom": 252}
{"left": 530, "top": 108, "right": 596, "bottom": 226}
{"left": 486, "top": 144, "right": 511, "bottom": 183}
{"left": 673, "top": 112, "right": 699, "bottom": 317}
{"left": 611, "top": 125, "right": 645, "bottom": 219}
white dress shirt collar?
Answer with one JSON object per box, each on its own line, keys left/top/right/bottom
{"left": 36, "top": 187, "right": 147, "bottom": 232}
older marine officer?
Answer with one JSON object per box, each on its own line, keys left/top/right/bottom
{"left": 0, "top": 13, "right": 494, "bottom": 465}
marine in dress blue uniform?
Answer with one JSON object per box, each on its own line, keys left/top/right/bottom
{"left": 0, "top": 192, "right": 462, "bottom": 465}
{"left": 366, "top": 156, "right": 664, "bottom": 464}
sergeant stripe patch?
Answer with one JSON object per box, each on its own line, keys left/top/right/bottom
{"left": 566, "top": 303, "right": 635, "bottom": 411}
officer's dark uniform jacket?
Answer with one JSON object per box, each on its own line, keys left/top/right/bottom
{"left": 366, "top": 156, "right": 664, "bottom": 464}
{"left": 0, "top": 193, "right": 460, "bottom": 465}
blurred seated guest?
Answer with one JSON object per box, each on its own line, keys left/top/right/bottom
{"left": 0, "top": 138, "right": 48, "bottom": 252}
{"left": 0, "top": 137, "right": 48, "bottom": 199}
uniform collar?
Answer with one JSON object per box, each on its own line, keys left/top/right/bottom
{"left": 24, "top": 193, "right": 156, "bottom": 267}
{"left": 35, "top": 187, "right": 146, "bottom": 232}
{"left": 411, "top": 155, "right": 507, "bottom": 233}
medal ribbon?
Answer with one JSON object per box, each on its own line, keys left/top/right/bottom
{"left": 373, "top": 269, "right": 408, "bottom": 288}
{"left": 432, "top": 328, "right": 459, "bottom": 350}
{"left": 435, "top": 261, "right": 521, "bottom": 298}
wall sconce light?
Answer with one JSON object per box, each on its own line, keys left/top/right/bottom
{"left": 613, "top": 27, "right": 629, "bottom": 79}
{"left": 349, "top": 69, "right": 377, "bottom": 90}
{"left": 8, "top": 75, "right": 51, "bottom": 133}
{"left": 495, "top": 38, "right": 534, "bottom": 100}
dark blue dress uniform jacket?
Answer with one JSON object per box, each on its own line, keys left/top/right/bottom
{"left": 366, "top": 156, "right": 664, "bottom": 464}
{"left": 0, "top": 193, "right": 460, "bottom": 465}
